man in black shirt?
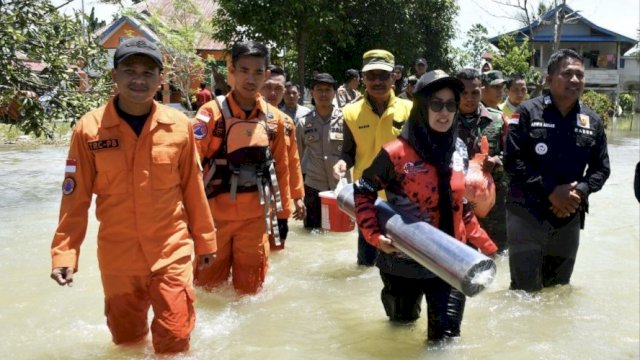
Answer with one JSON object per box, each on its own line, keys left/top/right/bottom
{"left": 504, "top": 49, "right": 610, "bottom": 292}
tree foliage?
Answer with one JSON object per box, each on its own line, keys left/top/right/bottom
{"left": 462, "top": 24, "right": 491, "bottom": 69}
{"left": 0, "top": 0, "right": 111, "bottom": 137}
{"left": 492, "top": 35, "right": 542, "bottom": 86}
{"left": 212, "top": 0, "right": 458, "bottom": 98}
{"left": 582, "top": 90, "right": 613, "bottom": 128}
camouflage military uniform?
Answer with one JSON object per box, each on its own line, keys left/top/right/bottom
{"left": 457, "top": 104, "right": 509, "bottom": 252}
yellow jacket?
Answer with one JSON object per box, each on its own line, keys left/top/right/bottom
{"left": 342, "top": 92, "right": 412, "bottom": 181}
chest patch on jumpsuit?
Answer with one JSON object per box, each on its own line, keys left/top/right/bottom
{"left": 88, "top": 139, "right": 119, "bottom": 151}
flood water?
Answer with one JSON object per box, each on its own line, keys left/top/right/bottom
{"left": 0, "top": 116, "right": 638, "bottom": 359}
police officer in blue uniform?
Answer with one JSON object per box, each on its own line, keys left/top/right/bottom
{"left": 504, "top": 49, "right": 610, "bottom": 292}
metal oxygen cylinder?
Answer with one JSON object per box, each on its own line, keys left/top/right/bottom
{"left": 336, "top": 184, "right": 496, "bottom": 297}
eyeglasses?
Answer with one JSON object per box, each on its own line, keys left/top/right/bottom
{"left": 429, "top": 99, "right": 457, "bottom": 113}
{"left": 364, "top": 71, "right": 391, "bottom": 81}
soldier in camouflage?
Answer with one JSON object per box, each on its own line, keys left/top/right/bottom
{"left": 455, "top": 68, "right": 509, "bottom": 253}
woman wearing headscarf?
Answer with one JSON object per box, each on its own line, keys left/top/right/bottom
{"left": 353, "top": 70, "right": 497, "bottom": 341}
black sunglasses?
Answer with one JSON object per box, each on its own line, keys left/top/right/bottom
{"left": 429, "top": 99, "right": 457, "bottom": 113}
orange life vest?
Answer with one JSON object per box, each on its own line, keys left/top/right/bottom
{"left": 204, "top": 96, "right": 276, "bottom": 199}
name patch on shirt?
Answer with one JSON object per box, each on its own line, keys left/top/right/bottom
{"left": 358, "top": 124, "right": 370, "bottom": 130}
{"left": 575, "top": 128, "right": 594, "bottom": 135}
{"left": 88, "top": 139, "right": 120, "bottom": 151}
{"left": 531, "top": 122, "right": 555, "bottom": 128}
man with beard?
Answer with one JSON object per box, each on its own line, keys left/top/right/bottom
{"left": 455, "top": 68, "right": 509, "bottom": 253}
{"left": 333, "top": 49, "right": 412, "bottom": 266}
{"left": 504, "top": 49, "right": 610, "bottom": 292}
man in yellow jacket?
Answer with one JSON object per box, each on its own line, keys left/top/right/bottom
{"left": 50, "top": 37, "right": 217, "bottom": 354}
{"left": 333, "top": 49, "right": 412, "bottom": 266}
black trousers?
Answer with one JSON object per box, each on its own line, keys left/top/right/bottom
{"left": 303, "top": 185, "right": 322, "bottom": 229}
{"left": 507, "top": 209, "right": 581, "bottom": 292}
{"left": 379, "top": 271, "right": 466, "bottom": 341}
{"left": 357, "top": 229, "right": 378, "bottom": 266}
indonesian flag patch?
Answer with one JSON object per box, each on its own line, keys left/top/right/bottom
{"left": 508, "top": 113, "right": 520, "bottom": 125}
{"left": 65, "top": 159, "right": 77, "bottom": 173}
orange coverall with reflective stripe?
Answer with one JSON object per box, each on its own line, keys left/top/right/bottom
{"left": 51, "top": 98, "right": 216, "bottom": 352}
{"left": 192, "top": 93, "right": 289, "bottom": 294}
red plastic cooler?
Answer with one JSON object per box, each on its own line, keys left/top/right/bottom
{"left": 319, "top": 191, "right": 355, "bottom": 232}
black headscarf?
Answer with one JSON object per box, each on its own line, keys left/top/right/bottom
{"left": 402, "top": 83, "right": 460, "bottom": 237}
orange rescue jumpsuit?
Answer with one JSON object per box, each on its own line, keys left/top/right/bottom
{"left": 50, "top": 98, "right": 217, "bottom": 353}
{"left": 272, "top": 113, "right": 304, "bottom": 250}
{"left": 192, "top": 93, "right": 289, "bottom": 294}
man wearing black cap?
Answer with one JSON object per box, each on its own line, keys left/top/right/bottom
{"left": 297, "top": 73, "right": 351, "bottom": 229}
{"left": 49, "top": 37, "right": 217, "bottom": 354}
{"left": 415, "top": 58, "right": 428, "bottom": 78}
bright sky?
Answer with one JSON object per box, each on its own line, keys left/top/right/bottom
{"left": 455, "top": 0, "right": 638, "bottom": 46}
{"left": 55, "top": 0, "right": 638, "bottom": 47}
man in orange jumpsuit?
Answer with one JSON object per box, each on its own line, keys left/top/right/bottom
{"left": 192, "top": 41, "right": 290, "bottom": 294}
{"left": 260, "top": 65, "right": 306, "bottom": 250}
{"left": 49, "top": 37, "right": 217, "bottom": 354}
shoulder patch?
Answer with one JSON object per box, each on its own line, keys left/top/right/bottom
{"left": 62, "top": 177, "right": 76, "bottom": 195}
{"left": 193, "top": 122, "right": 208, "bottom": 140}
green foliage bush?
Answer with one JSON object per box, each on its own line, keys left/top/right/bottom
{"left": 619, "top": 93, "right": 636, "bottom": 113}
{"left": 1, "top": 0, "right": 111, "bottom": 138}
{"left": 582, "top": 90, "right": 613, "bottom": 128}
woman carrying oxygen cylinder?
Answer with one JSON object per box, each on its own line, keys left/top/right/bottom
{"left": 353, "top": 70, "right": 497, "bottom": 342}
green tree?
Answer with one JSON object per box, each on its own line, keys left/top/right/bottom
{"left": 0, "top": 0, "right": 110, "bottom": 137}
{"left": 492, "top": 35, "right": 540, "bottom": 81}
{"left": 212, "top": 0, "right": 458, "bottom": 98}
{"left": 462, "top": 24, "right": 490, "bottom": 69}
{"left": 126, "top": 0, "right": 208, "bottom": 111}
{"left": 212, "top": 0, "right": 350, "bottom": 101}
{"left": 582, "top": 90, "right": 613, "bottom": 128}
